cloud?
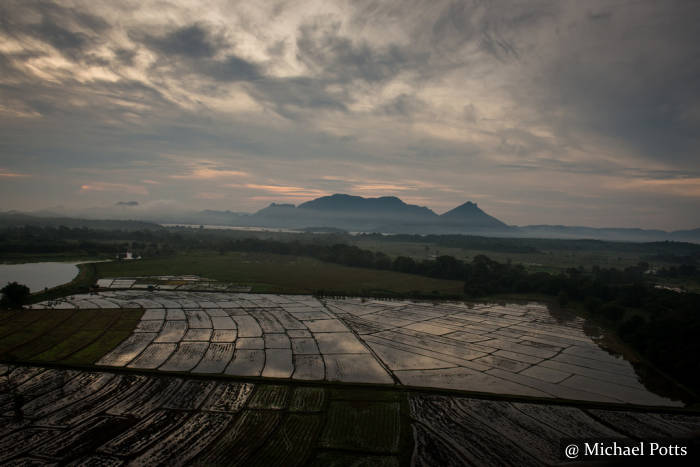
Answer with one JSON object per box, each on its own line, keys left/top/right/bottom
{"left": 0, "top": 1, "right": 109, "bottom": 61}
{"left": 115, "top": 200, "right": 139, "bottom": 206}
{"left": 249, "top": 76, "right": 348, "bottom": 119}
{"left": 167, "top": 158, "right": 249, "bottom": 180}
{"left": 80, "top": 182, "right": 148, "bottom": 195}
{"left": 614, "top": 177, "right": 700, "bottom": 198}
{"left": 295, "top": 20, "right": 418, "bottom": 84}
{"left": 0, "top": 1, "right": 699, "bottom": 229}
{"left": 0, "top": 168, "right": 30, "bottom": 177}
{"left": 351, "top": 184, "right": 412, "bottom": 192}
{"left": 194, "top": 192, "right": 226, "bottom": 200}
{"left": 136, "top": 22, "right": 263, "bottom": 83}
{"left": 141, "top": 24, "right": 221, "bottom": 58}
{"left": 206, "top": 55, "right": 262, "bottom": 82}
{"left": 170, "top": 167, "right": 249, "bottom": 180}
{"left": 242, "top": 184, "right": 329, "bottom": 198}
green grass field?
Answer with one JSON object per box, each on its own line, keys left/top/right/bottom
{"left": 93, "top": 251, "right": 465, "bottom": 296}
{"left": 0, "top": 308, "right": 142, "bottom": 365}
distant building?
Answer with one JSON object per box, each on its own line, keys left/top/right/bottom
{"left": 116, "top": 250, "right": 141, "bottom": 260}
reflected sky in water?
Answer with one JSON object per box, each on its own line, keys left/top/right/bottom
{"left": 0, "top": 262, "right": 79, "bottom": 292}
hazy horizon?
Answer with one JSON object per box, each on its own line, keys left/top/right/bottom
{"left": 1, "top": 1, "right": 699, "bottom": 230}
{"left": 3, "top": 192, "right": 698, "bottom": 233}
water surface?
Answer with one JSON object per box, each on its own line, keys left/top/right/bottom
{"left": 0, "top": 262, "right": 80, "bottom": 292}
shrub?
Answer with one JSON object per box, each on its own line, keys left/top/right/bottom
{"left": 1, "top": 282, "right": 30, "bottom": 309}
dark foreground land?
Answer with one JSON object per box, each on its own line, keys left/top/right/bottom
{"left": 1, "top": 364, "right": 699, "bottom": 466}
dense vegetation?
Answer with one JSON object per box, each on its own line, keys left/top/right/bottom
{"left": 358, "top": 232, "right": 700, "bottom": 257}
{"left": 4, "top": 225, "right": 700, "bottom": 264}
{"left": 0, "top": 225, "right": 176, "bottom": 258}
{"left": 0, "top": 282, "right": 30, "bottom": 309}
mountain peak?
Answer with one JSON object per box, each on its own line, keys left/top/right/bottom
{"left": 440, "top": 201, "right": 507, "bottom": 228}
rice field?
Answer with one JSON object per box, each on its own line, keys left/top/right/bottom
{"left": 1, "top": 365, "right": 697, "bottom": 465}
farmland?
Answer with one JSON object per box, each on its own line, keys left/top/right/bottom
{"left": 92, "top": 251, "right": 465, "bottom": 296}
{"left": 1, "top": 364, "right": 698, "bottom": 465}
{"left": 1, "top": 277, "right": 698, "bottom": 464}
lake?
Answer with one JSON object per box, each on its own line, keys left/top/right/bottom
{"left": 0, "top": 262, "right": 80, "bottom": 292}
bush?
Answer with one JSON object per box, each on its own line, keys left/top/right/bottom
{"left": 1, "top": 282, "right": 30, "bottom": 309}
{"left": 557, "top": 290, "right": 569, "bottom": 307}
{"left": 600, "top": 303, "right": 625, "bottom": 322}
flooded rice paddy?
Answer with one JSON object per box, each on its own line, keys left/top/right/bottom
{"left": 27, "top": 277, "right": 690, "bottom": 406}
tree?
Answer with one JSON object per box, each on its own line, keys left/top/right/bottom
{"left": 557, "top": 290, "right": 569, "bottom": 307}
{"left": 1, "top": 282, "right": 30, "bottom": 309}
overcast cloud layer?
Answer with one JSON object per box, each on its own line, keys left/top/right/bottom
{"left": 1, "top": 0, "right": 699, "bottom": 229}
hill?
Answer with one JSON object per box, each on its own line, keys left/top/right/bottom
{"left": 439, "top": 201, "right": 508, "bottom": 228}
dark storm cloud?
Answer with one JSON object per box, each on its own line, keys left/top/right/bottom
{"left": 296, "top": 21, "right": 418, "bottom": 83}
{"left": 136, "top": 22, "right": 263, "bottom": 82}
{"left": 113, "top": 48, "right": 136, "bottom": 65}
{"left": 0, "top": 74, "right": 171, "bottom": 123}
{"left": 250, "top": 77, "right": 348, "bottom": 119}
{"left": 379, "top": 94, "right": 425, "bottom": 117}
{"left": 0, "top": 52, "right": 24, "bottom": 80}
{"left": 141, "top": 24, "right": 221, "bottom": 58}
{"left": 514, "top": 1, "right": 700, "bottom": 167}
{"left": 135, "top": 17, "right": 421, "bottom": 117}
{"left": 0, "top": 0, "right": 108, "bottom": 60}
{"left": 32, "top": 19, "right": 89, "bottom": 54}
{"left": 205, "top": 55, "right": 262, "bottom": 82}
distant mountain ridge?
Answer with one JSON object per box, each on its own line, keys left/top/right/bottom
{"left": 246, "top": 193, "right": 509, "bottom": 234}
{"left": 5, "top": 194, "right": 700, "bottom": 243}
{"left": 244, "top": 194, "right": 700, "bottom": 242}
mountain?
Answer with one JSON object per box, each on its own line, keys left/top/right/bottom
{"left": 253, "top": 203, "right": 296, "bottom": 216}
{"left": 298, "top": 194, "right": 436, "bottom": 220}
{"left": 439, "top": 201, "right": 508, "bottom": 228}
{"left": 245, "top": 194, "right": 510, "bottom": 233}
{"left": 242, "top": 194, "right": 700, "bottom": 241}
{"left": 10, "top": 194, "right": 698, "bottom": 242}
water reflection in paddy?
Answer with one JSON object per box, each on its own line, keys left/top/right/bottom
{"left": 30, "top": 283, "right": 690, "bottom": 406}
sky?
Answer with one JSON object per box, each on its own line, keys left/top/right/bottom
{"left": 1, "top": 0, "right": 699, "bottom": 229}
